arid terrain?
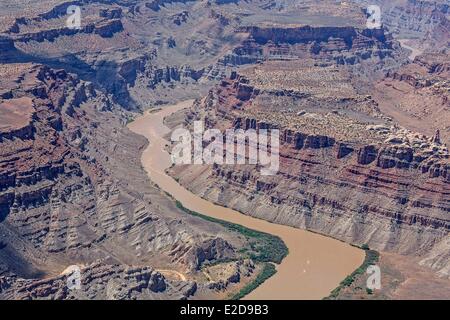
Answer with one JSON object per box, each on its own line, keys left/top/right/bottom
{"left": 0, "top": 0, "right": 449, "bottom": 300}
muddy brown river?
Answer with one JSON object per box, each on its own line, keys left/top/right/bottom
{"left": 128, "top": 100, "right": 364, "bottom": 300}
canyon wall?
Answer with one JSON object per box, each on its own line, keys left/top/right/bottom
{"left": 169, "top": 67, "right": 450, "bottom": 278}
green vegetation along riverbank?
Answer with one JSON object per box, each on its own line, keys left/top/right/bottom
{"left": 175, "top": 200, "right": 289, "bottom": 299}
{"left": 325, "top": 244, "right": 380, "bottom": 299}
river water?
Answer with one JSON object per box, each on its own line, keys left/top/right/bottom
{"left": 128, "top": 100, "right": 364, "bottom": 300}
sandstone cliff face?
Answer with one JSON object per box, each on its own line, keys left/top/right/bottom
{"left": 221, "top": 24, "right": 402, "bottom": 71}
{"left": 242, "top": 25, "right": 386, "bottom": 46}
{"left": 168, "top": 69, "right": 450, "bottom": 277}
{"left": 14, "top": 19, "right": 124, "bottom": 43}
{"left": 146, "top": 65, "right": 206, "bottom": 88}
{"left": 0, "top": 63, "right": 245, "bottom": 299}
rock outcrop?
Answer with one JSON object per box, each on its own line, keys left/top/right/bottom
{"left": 376, "top": 0, "right": 449, "bottom": 50}
{"left": 0, "top": 62, "right": 247, "bottom": 299}
{"left": 14, "top": 19, "right": 124, "bottom": 43}
{"left": 221, "top": 24, "right": 401, "bottom": 70}
{"left": 168, "top": 65, "right": 450, "bottom": 277}
{"left": 374, "top": 51, "right": 450, "bottom": 145}
{"left": 0, "top": 262, "right": 197, "bottom": 300}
